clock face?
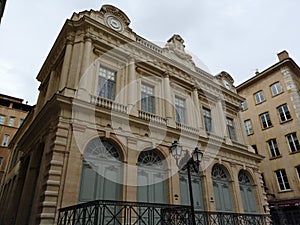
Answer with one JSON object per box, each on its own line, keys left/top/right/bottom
{"left": 107, "top": 16, "right": 122, "bottom": 32}
{"left": 223, "top": 80, "right": 231, "bottom": 89}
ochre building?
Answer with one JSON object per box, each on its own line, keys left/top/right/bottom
{"left": 0, "top": 5, "right": 269, "bottom": 225}
{"left": 237, "top": 51, "right": 300, "bottom": 225}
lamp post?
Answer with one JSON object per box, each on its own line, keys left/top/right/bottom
{"left": 170, "top": 141, "right": 203, "bottom": 225}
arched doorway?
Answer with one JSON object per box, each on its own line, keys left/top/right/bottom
{"left": 78, "top": 138, "right": 122, "bottom": 202}
{"left": 137, "top": 149, "right": 167, "bottom": 204}
{"left": 238, "top": 170, "right": 258, "bottom": 213}
{"left": 212, "top": 164, "right": 233, "bottom": 212}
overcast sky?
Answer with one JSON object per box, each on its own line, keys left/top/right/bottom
{"left": 0, "top": 0, "right": 299, "bottom": 105}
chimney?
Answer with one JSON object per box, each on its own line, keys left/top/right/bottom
{"left": 277, "top": 50, "right": 289, "bottom": 61}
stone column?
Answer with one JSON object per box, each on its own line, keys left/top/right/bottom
{"left": 45, "top": 70, "right": 56, "bottom": 101}
{"left": 230, "top": 163, "right": 243, "bottom": 213}
{"left": 59, "top": 36, "right": 74, "bottom": 92}
{"left": 127, "top": 56, "right": 138, "bottom": 116}
{"left": 192, "top": 87, "right": 202, "bottom": 128}
{"left": 163, "top": 72, "right": 176, "bottom": 127}
{"left": 77, "top": 35, "right": 93, "bottom": 100}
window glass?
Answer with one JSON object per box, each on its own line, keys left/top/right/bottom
{"left": 296, "top": 166, "right": 300, "bottom": 181}
{"left": 260, "top": 112, "right": 272, "bottom": 129}
{"left": 244, "top": 120, "right": 253, "bottom": 135}
{"left": 277, "top": 104, "right": 291, "bottom": 122}
{"left": 97, "top": 65, "right": 116, "bottom": 100}
{"left": 0, "top": 115, "right": 5, "bottom": 125}
{"left": 175, "top": 97, "right": 186, "bottom": 124}
{"left": 241, "top": 101, "right": 247, "bottom": 111}
{"left": 141, "top": 83, "right": 155, "bottom": 113}
{"left": 226, "top": 118, "right": 237, "bottom": 140}
{"left": 254, "top": 91, "right": 265, "bottom": 104}
{"left": 203, "top": 107, "right": 212, "bottom": 133}
{"left": 8, "top": 117, "right": 14, "bottom": 126}
{"left": 19, "top": 119, "right": 24, "bottom": 127}
{"left": 286, "top": 133, "right": 300, "bottom": 153}
{"left": 275, "top": 169, "right": 290, "bottom": 191}
{"left": 1, "top": 134, "right": 10, "bottom": 147}
{"left": 267, "top": 139, "right": 280, "bottom": 158}
{"left": 271, "top": 82, "right": 282, "bottom": 96}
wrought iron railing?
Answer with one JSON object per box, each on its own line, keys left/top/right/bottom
{"left": 57, "top": 200, "right": 271, "bottom": 225}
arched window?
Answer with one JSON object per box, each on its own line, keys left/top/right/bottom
{"left": 238, "top": 170, "right": 258, "bottom": 213}
{"left": 79, "top": 138, "right": 122, "bottom": 202}
{"left": 212, "top": 164, "right": 233, "bottom": 212}
{"left": 179, "top": 170, "right": 204, "bottom": 210}
{"left": 137, "top": 149, "right": 167, "bottom": 204}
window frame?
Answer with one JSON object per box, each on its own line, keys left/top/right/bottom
{"left": 277, "top": 104, "right": 292, "bottom": 123}
{"left": 97, "top": 65, "right": 117, "bottom": 100}
{"left": 141, "top": 83, "right": 155, "bottom": 114}
{"left": 254, "top": 91, "right": 265, "bottom": 104}
{"left": 0, "top": 115, "right": 5, "bottom": 125}
{"left": 267, "top": 139, "right": 281, "bottom": 158}
{"left": 226, "top": 117, "right": 237, "bottom": 141}
{"left": 296, "top": 166, "right": 300, "bottom": 181}
{"left": 244, "top": 119, "right": 253, "bottom": 135}
{"left": 275, "top": 169, "right": 291, "bottom": 191}
{"left": 241, "top": 101, "right": 247, "bottom": 111}
{"left": 270, "top": 82, "right": 283, "bottom": 96}
{"left": 8, "top": 117, "right": 15, "bottom": 126}
{"left": 259, "top": 112, "right": 272, "bottom": 129}
{"left": 1, "top": 134, "right": 10, "bottom": 147}
{"left": 203, "top": 107, "right": 212, "bottom": 133}
{"left": 285, "top": 133, "right": 300, "bottom": 153}
{"left": 175, "top": 96, "right": 186, "bottom": 124}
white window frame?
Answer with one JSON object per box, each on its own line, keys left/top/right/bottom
{"left": 275, "top": 169, "right": 290, "bottom": 191}
{"left": 271, "top": 82, "right": 282, "bottom": 96}
{"left": 8, "top": 117, "right": 15, "bottom": 126}
{"left": 0, "top": 115, "right": 5, "bottom": 125}
{"left": 241, "top": 101, "right": 247, "bottom": 111}
{"left": 254, "top": 91, "right": 265, "bottom": 104}
{"left": 244, "top": 120, "right": 253, "bottom": 135}
{"left": 141, "top": 83, "right": 155, "bottom": 113}
{"left": 267, "top": 139, "right": 280, "bottom": 158}
{"left": 286, "top": 133, "right": 300, "bottom": 153}
{"left": 203, "top": 107, "right": 212, "bottom": 133}
{"left": 226, "top": 117, "right": 237, "bottom": 140}
{"left": 277, "top": 104, "right": 291, "bottom": 122}
{"left": 260, "top": 112, "right": 272, "bottom": 129}
{"left": 97, "top": 65, "right": 117, "bottom": 100}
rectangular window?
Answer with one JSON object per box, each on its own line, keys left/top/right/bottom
{"left": 277, "top": 104, "right": 292, "bottom": 122}
{"left": 0, "top": 115, "right": 5, "bottom": 125}
{"left": 141, "top": 83, "right": 155, "bottom": 113}
{"left": 286, "top": 133, "right": 300, "bottom": 153}
{"left": 0, "top": 157, "right": 2, "bottom": 166}
{"left": 19, "top": 119, "right": 24, "bottom": 127}
{"left": 252, "top": 145, "right": 258, "bottom": 154}
{"left": 241, "top": 101, "right": 247, "bottom": 111}
{"left": 271, "top": 82, "right": 283, "bottom": 96}
{"left": 296, "top": 166, "right": 300, "bottom": 181}
{"left": 226, "top": 117, "right": 237, "bottom": 140}
{"left": 244, "top": 120, "right": 253, "bottom": 135}
{"left": 1, "top": 134, "right": 10, "bottom": 147}
{"left": 175, "top": 97, "right": 186, "bottom": 124}
{"left": 260, "top": 112, "right": 272, "bottom": 129}
{"left": 203, "top": 107, "right": 212, "bottom": 133}
{"left": 8, "top": 117, "right": 15, "bottom": 126}
{"left": 97, "top": 65, "right": 116, "bottom": 100}
{"left": 275, "top": 169, "right": 290, "bottom": 191}
{"left": 254, "top": 91, "right": 265, "bottom": 104}
{"left": 267, "top": 139, "right": 280, "bottom": 158}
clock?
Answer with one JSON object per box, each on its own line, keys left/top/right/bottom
{"left": 107, "top": 16, "right": 122, "bottom": 32}
{"left": 223, "top": 80, "right": 231, "bottom": 90}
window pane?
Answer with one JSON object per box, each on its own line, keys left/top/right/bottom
{"left": 267, "top": 139, "right": 280, "bottom": 157}
{"left": 244, "top": 120, "right": 253, "bottom": 135}
{"left": 286, "top": 133, "right": 300, "bottom": 152}
{"left": 278, "top": 104, "right": 291, "bottom": 122}
{"left": 255, "top": 91, "right": 265, "bottom": 104}
{"left": 0, "top": 115, "right": 5, "bottom": 124}
{"left": 227, "top": 118, "right": 236, "bottom": 140}
{"left": 271, "top": 82, "right": 282, "bottom": 96}
{"left": 141, "top": 84, "right": 155, "bottom": 113}
{"left": 98, "top": 66, "right": 116, "bottom": 100}
{"left": 203, "top": 108, "right": 212, "bottom": 132}
{"left": 175, "top": 97, "right": 186, "bottom": 124}
{"left": 260, "top": 112, "right": 272, "bottom": 128}
{"left": 275, "top": 170, "right": 290, "bottom": 191}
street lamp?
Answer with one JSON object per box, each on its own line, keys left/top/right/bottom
{"left": 170, "top": 141, "right": 203, "bottom": 225}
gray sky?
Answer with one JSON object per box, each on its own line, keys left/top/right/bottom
{"left": 0, "top": 0, "right": 299, "bottom": 105}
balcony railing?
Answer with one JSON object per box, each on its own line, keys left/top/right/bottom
{"left": 176, "top": 122, "right": 200, "bottom": 135}
{"left": 57, "top": 200, "right": 271, "bottom": 225}
{"left": 138, "top": 110, "right": 167, "bottom": 126}
{"left": 90, "top": 95, "right": 128, "bottom": 114}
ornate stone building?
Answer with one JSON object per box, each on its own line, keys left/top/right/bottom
{"left": 0, "top": 93, "right": 32, "bottom": 183}
{"left": 0, "top": 5, "right": 269, "bottom": 225}
{"left": 237, "top": 51, "right": 300, "bottom": 225}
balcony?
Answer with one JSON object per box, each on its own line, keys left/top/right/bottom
{"left": 58, "top": 200, "right": 270, "bottom": 225}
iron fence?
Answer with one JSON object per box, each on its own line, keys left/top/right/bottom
{"left": 58, "top": 200, "right": 270, "bottom": 225}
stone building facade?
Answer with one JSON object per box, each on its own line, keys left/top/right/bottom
{"left": 0, "top": 5, "right": 269, "bottom": 225}
{"left": 237, "top": 51, "right": 300, "bottom": 225}
{"left": 0, "top": 94, "right": 32, "bottom": 183}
